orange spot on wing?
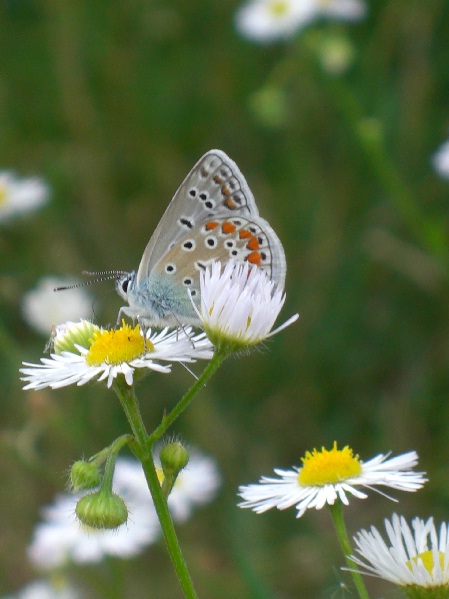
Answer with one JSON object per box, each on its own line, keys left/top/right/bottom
{"left": 224, "top": 197, "right": 237, "bottom": 210}
{"left": 205, "top": 221, "right": 219, "bottom": 230}
{"left": 239, "top": 229, "right": 252, "bottom": 239}
{"left": 213, "top": 175, "right": 223, "bottom": 184}
{"left": 246, "top": 236, "right": 260, "bottom": 251}
{"left": 222, "top": 221, "right": 237, "bottom": 234}
{"left": 246, "top": 251, "right": 262, "bottom": 265}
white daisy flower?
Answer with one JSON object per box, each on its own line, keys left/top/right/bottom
{"left": 28, "top": 453, "right": 220, "bottom": 569}
{"left": 1, "top": 579, "right": 80, "bottom": 599}
{"left": 432, "top": 137, "right": 449, "bottom": 180}
{"left": 349, "top": 513, "right": 449, "bottom": 590}
{"left": 0, "top": 171, "right": 49, "bottom": 222}
{"left": 20, "top": 320, "right": 214, "bottom": 390}
{"left": 22, "top": 277, "right": 93, "bottom": 335}
{"left": 235, "top": 0, "right": 366, "bottom": 43}
{"left": 238, "top": 444, "right": 426, "bottom": 518}
{"left": 198, "top": 261, "right": 298, "bottom": 351}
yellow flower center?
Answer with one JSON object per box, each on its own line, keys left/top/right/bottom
{"left": 155, "top": 466, "right": 164, "bottom": 485}
{"left": 0, "top": 184, "right": 7, "bottom": 205}
{"left": 268, "top": 0, "right": 289, "bottom": 18}
{"left": 407, "top": 551, "right": 445, "bottom": 577}
{"left": 298, "top": 442, "right": 362, "bottom": 486}
{"left": 85, "top": 323, "right": 150, "bottom": 366}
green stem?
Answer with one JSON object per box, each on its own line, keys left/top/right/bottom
{"left": 147, "top": 349, "right": 228, "bottom": 446}
{"left": 113, "top": 380, "right": 198, "bottom": 599}
{"left": 328, "top": 501, "right": 370, "bottom": 599}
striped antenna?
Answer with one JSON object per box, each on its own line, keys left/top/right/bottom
{"left": 54, "top": 270, "right": 129, "bottom": 291}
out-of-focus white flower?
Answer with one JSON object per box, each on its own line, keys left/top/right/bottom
{"left": 28, "top": 453, "right": 220, "bottom": 569}
{"left": 1, "top": 578, "right": 80, "bottom": 599}
{"left": 113, "top": 453, "right": 221, "bottom": 523}
{"left": 235, "top": 0, "right": 366, "bottom": 43}
{"left": 432, "top": 138, "right": 449, "bottom": 179}
{"left": 28, "top": 465, "right": 160, "bottom": 569}
{"left": 161, "top": 451, "right": 221, "bottom": 522}
{"left": 22, "top": 277, "right": 93, "bottom": 335}
{"left": 0, "top": 171, "right": 49, "bottom": 222}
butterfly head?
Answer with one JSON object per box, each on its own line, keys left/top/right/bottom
{"left": 115, "top": 271, "right": 136, "bottom": 302}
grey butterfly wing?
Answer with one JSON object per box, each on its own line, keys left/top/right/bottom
{"left": 136, "top": 149, "right": 260, "bottom": 284}
{"left": 148, "top": 213, "right": 286, "bottom": 301}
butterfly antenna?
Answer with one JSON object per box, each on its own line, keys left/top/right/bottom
{"left": 54, "top": 270, "right": 129, "bottom": 291}
{"left": 180, "top": 362, "right": 199, "bottom": 381}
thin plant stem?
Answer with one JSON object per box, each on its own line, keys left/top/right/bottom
{"left": 147, "top": 349, "right": 228, "bottom": 446}
{"left": 113, "top": 380, "right": 199, "bottom": 599}
{"left": 328, "top": 501, "right": 370, "bottom": 599}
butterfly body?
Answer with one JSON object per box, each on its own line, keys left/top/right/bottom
{"left": 116, "top": 150, "right": 286, "bottom": 327}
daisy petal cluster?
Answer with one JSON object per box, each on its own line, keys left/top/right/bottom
{"left": 21, "top": 277, "right": 93, "bottom": 335}
{"left": 28, "top": 453, "right": 220, "bottom": 569}
{"left": 238, "top": 444, "right": 426, "bottom": 518}
{"left": 0, "top": 171, "right": 49, "bottom": 222}
{"left": 350, "top": 513, "right": 449, "bottom": 590}
{"left": 235, "top": 0, "right": 366, "bottom": 44}
{"left": 20, "top": 319, "right": 214, "bottom": 390}
{"left": 198, "top": 261, "right": 298, "bottom": 351}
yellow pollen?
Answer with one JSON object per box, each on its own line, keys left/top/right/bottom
{"left": 268, "top": 0, "right": 289, "bottom": 18}
{"left": 407, "top": 551, "right": 445, "bottom": 576}
{"left": 298, "top": 442, "right": 362, "bottom": 486}
{"left": 85, "top": 323, "right": 150, "bottom": 366}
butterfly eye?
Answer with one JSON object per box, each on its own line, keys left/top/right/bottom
{"left": 120, "top": 278, "right": 130, "bottom": 293}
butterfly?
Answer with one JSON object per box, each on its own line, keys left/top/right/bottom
{"left": 115, "top": 149, "right": 286, "bottom": 327}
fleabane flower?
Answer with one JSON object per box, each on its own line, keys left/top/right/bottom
{"left": 238, "top": 444, "right": 426, "bottom": 518}
{"left": 20, "top": 319, "right": 213, "bottom": 390}
{"left": 349, "top": 513, "right": 449, "bottom": 594}
{"left": 22, "top": 277, "right": 93, "bottom": 335}
{"left": 0, "top": 171, "right": 49, "bottom": 222}
{"left": 235, "top": 0, "right": 366, "bottom": 44}
{"left": 198, "top": 261, "right": 298, "bottom": 351}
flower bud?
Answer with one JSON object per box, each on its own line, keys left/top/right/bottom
{"left": 75, "top": 490, "right": 128, "bottom": 529}
{"left": 160, "top": 442, "right": 189, "bottom": 477}
{"left": 69, "top": 460, "right": 101, "bottom": 492}
{"left": 160, "top": 442, "right": 189, "bottom": 498}
{"left": 53, "top": 320, "right": 98, "bottom": 355}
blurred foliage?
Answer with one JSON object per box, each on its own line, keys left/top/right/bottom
{"left": 1, "top": 0, "right": 449, "bottom": 597}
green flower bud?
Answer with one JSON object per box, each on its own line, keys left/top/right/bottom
{"left": 160, "top": 442, "right": 189, "bottom": 498}
{"left": 54, "top": 320, "right": 98, "bottom": 355}
{"left": 75, "top": 490, "right": 128, "bottom": 530}
{"left": 160, "top": 442, "right": 189, "bottom": 477}
{"left": 69, "top": 460, "right": 101, "bottom": 492}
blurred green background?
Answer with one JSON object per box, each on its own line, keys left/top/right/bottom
{"left": 1, "top": 1, "right": 449, "bottom": 597}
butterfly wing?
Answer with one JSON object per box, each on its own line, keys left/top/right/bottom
{"left": 148, "top": 214, "right": 286, "bottom": 302}
{"left": 136, "top": 149, "right": 261, "bottom": 283}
